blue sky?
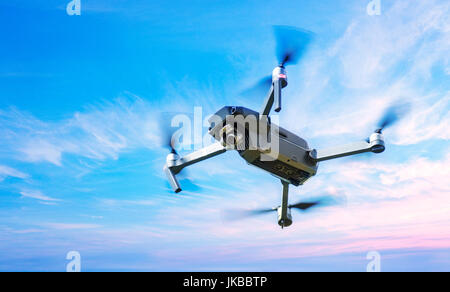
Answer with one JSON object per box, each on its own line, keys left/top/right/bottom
{"left": 0, "top": 0, "right": 449, "bottom": 271}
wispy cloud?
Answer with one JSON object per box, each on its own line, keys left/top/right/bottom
{"left": 99, "top": 198, "right": 157, "bottom": 207}
{"left": 0, "top": 165, "right": 28, "bottom": 181}
{"left": 282, "top": 0, "right": 449, "bottom": 147}
{"left": 41, "top": 223, "right": 102, "bottom": 230}
{"left": 10, "top": 229, "right": 46, "bottom": 234}
{"left": 393, "top": 93, "right": 450, "bottom": 145}
{"left": 0, "top": 94, "right": 160, "bottom": 166}
{"left": 19, "top": 190, "right": 60, "bottom": 202}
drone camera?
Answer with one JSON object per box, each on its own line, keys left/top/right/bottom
{"left": 217, "top": 124, "right": 237, "bottom": 148}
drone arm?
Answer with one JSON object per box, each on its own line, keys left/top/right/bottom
{"left": 165, "top": 142, "right": 227, "bottom": 193}
{"left": 259, "top": 79, "right": 282, "bottom": 116}
{"left": 260, "top": 85, "right": 275, "bottom": 116}
{"left": 172, "top": 142, "right": 227, "bottom": 171}
{"left": 311, "top": 137, "right": 386, "bottom": 162}
{"left": 312, "top": 141, "right": 372, "bottom": 162}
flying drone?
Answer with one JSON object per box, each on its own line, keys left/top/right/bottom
{"left": 163, "top": 26, "right": 408, "bottom": 228}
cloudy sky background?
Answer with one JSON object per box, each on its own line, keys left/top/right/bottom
{"left": 0, "top": 0, "right": 449, "bottom": 271}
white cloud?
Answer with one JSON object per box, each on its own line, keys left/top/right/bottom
{"left": 19, "top": 139, "right": 63, "bottom": 166}
{"left": 393, "top": 93, "right": 450, "bottom": 145}
{"left": 100, "top": 198, "right": 157, "bottom": 207}
{"left": 19, "top": 190, "right": 60, "bottom": 202}
{"left": 0, "top": 165, "right": 28, "bottom": 181}
{"left": 11, "top": 229, "right": 46, "bottom": 234}
{"left": 282, "top": 0, "right": 449, "bottom": 147}
{"left": 329, "top": 0, "right": 449, "bottom": 89}
{"left": 42, "top": 223, "right": 102, "bottom": 230}
{"left": 322, "top": 152, "right": 450, "bottom": 200}
{"left": 0, "top": 94, "right": 160, "bottom": 166}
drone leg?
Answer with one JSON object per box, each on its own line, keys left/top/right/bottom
{"left": 164, "top": 165, "right": 181, "bottom": 193}
{"left": 274, "top": 80, "right": 282, "bottom": 112}
{"left": 277, "top": 181, "right": 293, "bottom": 228}
{"left": 281, "top": 181, "right": 289, "bottom": 220}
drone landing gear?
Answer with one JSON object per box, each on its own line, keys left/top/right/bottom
{"left": 277, "top": 181, "right": 293, "bottom": 228}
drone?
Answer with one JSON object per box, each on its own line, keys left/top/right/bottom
{"left": 163, "top": 26, "right": 408, "bottom": 228}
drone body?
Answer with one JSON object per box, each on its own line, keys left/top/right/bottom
{"left": 163, "top": 27, "right": 404, "bottom": 228}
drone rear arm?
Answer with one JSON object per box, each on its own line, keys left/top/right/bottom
{"left": 310, "top": 134, "right": 385, "bottom": 162}
{"left": 311, "top": 141, "right": 372, "bottom": 162}
{"left": 164, "top": 142, "right": 227, "bottom": 193}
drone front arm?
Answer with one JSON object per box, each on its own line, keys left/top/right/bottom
{"left": 172, "top": 142, "right": 227, "bottom": 172}
{"left": 310, "top": 133, "right": 385, "bottom": 162}
{"left": 260, "top": 84, "right": 275, "bottom": 116}
{"left": 259, "top": 80, "right": 281, "bottom": 116}
{"left": 164, "top": 142, "right": 227, "bottom": 193}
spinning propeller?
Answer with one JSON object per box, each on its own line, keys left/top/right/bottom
{"left": 242, "top": 26, "right": 315, "bottom": 95}
{"left": 374, "top": 102, "right": 411, "bottom": 134}
{"left": 366, "top": 102, "right": 411, "bottom": 143}
{"left": 224, "top": 196, "right": 341, "bottom": 221}
{"left": 275, "top": 25, "right": 314, "bottom": 67}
